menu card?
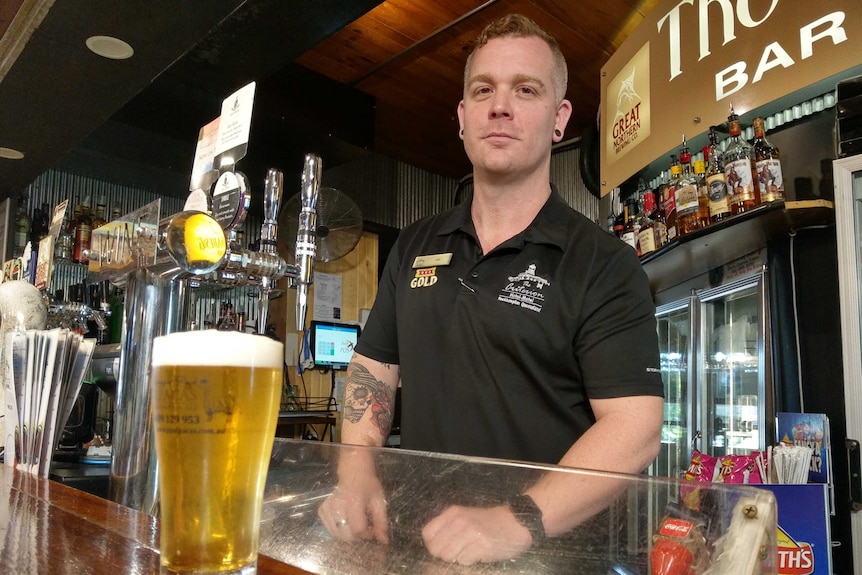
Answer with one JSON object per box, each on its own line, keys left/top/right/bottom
{"left": 2, "top": 328, "right": 95, "bottom": 477}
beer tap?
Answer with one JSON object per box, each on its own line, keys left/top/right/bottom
{"left": 106, "top": 154, "right": 323, "bottom": 516}
{"left": 294, "top": 153, "right": 322, "bottom": 331}
{"left": 210, "top": 154, "right": 321, "bottom": 333}
{"left": 256, "top": 168, "right": 283, "bottom": 335}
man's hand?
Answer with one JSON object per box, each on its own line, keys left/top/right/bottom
{"left": 318, "top": 473, "right": 390, "bottom": 545}
{"left": 421, "top": 504, "right": 533, "bottom": 565}
{"left": 318, "top": 354, "right": 399, "bottom": 544}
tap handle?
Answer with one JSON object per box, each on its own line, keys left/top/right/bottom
{"left": 260, "top": 168, "right": 283, "bottom": 255}
{"left": 295, "top": 154, "right": 322, "bottom": 331}
{"left": 163, "top": 211, "right": 227, "bottom": 276}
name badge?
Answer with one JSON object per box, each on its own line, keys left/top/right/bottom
{"left": 412, "top": 253, "right": 453, "bottom": 268}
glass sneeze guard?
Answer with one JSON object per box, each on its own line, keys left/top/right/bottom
{"left": 259, "top": 439, "right": 777, "bottom": 575}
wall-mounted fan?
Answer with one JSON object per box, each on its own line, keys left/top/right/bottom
{"left": 279, "top": 187, "right": 363, "bottom": 262}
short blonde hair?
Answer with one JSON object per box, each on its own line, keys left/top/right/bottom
{"left": 463, "top": 14, "right": 568, "bottom": 104}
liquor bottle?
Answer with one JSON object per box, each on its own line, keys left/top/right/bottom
{"left": 664, "top": 157, "right": 681, "bottom": 242}
{"left": 751, "top": 117, "right": 785, "bottom": 204}
{"left": 73, "top": 196, "right": 92, "bottom": 263}
{"left": 92, "top": 196, "right": 108, "bottom": 229}
{"left": 41, "top": 202, "right": 50, "bottom": 237}
{"left": 217, "top": 301, "right": 237, "bottom": 331}
{"left": 637, "top": 188, "right": 660, "bottom": 256}
{"left": 66, "top": 196, "right": 80, "bottom": 241}
{"left": 633, "top": 178, "right": 648, "bottom": 223}
{"left": 652, "top": 185, "right": 668, "bottom": 249}
{"left": 620, "top": 199, "right": 638, "bottom": 253}
{"left": 674, "top": 137, "right": 702, "bottom": 237}
{"left": 705, "top": 128, "right": 731, "bottom": 224}
{"left": 54, "top": 215, "right": 73, "bottom": 262}
{"left": 28, "top": 204, "right": 43, "bottom": 249}
{"left": 13, "top": 193, "right": 31, "bottom": 258}
{"left": 32, "top": 203, "right": 51, "bottom": 242}
{"left": 71, "top": 197, "right": 82, "bottom": 227}
{"left": 630, "top": 195, "right": 641, "bottom": 239}
{"left": 613, "top": 210, "right": 624, "bottom": 238}
{"left": 694, "top": 159, "right": 710, "bottom": 229}
{"left": 723, "top": 105, "right": 759, "bottom": 214}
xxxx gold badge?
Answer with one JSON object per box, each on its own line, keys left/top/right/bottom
{"left": 410, "top": 267, "right": 438, "bottom": 288}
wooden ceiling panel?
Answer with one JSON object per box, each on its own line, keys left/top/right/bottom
{"left": 539, "top": 0, "right": 648, "bottom": 58}
{"left": 366, "top": 0, "right": 484, "bottom": 41}
{"left": 295, "top": 0, "right": 488, "bottom": 85}
{"left": 295, "top": 17, "right": 409, "bottom": 84}
{"left": 0, "top": 0, "right": 659, "bottom": 193}
{"left": 0, "top": 0, "right": 24, "bottom": 35}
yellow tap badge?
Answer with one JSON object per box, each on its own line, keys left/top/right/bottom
{"left": 184, "top": 212, "right": 227, "bottom": 266}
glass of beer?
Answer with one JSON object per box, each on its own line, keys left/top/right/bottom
{"left": 150, "top": 330, "right": 284, "bottom": 575}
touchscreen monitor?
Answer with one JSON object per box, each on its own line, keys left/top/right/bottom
{"left": 309, "top": 320, "right": 361, "bottom": 370}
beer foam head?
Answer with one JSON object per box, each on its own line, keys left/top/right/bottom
{"left": 152, "top": 330, "right": 283, "bottom": 368}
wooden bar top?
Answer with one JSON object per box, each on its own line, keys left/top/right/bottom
{"left": 0, "top": 465, "right": 312, "bottom": 575}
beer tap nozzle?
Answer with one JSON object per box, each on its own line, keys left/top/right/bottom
{"left": 295, "top": 154, "right": 322, "bottom": 332}
{"left": 256, "top": 168, "right": 284, "bottom": 335}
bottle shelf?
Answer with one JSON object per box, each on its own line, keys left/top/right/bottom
{"left": 641, "top": 199, "right": 835, "bottom": 293}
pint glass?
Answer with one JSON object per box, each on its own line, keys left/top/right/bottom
{"left": 151, "top": 330, "right": 283, "bottom": 575}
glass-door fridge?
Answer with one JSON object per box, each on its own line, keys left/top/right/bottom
{"left": 698, "top": 274, "right": 771, "bottom": 458}
{"left": 651, "top": 269, "right": 771, "bottom": 481}
{"left": 831, "top": 155, "right": 862, "bottom": 571}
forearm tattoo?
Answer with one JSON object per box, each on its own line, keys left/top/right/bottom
{"left": 343, "top": 363, "right": 394, "bottom": 436}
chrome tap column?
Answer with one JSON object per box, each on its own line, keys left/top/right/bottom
{"left": 109, "top": 210, "right": 226, "bottom": 513}
{"left": 107, "top": 156, "right": 321, "bottom": 515}
{"left": 110, "top": 267, "right": 188, "bottom": 514}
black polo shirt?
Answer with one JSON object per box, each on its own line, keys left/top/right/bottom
{"left": 355, "top": 190, "right": 663, "bottom": 464}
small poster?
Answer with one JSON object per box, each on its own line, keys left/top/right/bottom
{"left": 213, "top": 81, "right": 256, "bottom": 170}
{"left": 313, "top": 272, "right": 342, "bottom": 321}
{"left": 776, "top": 412, "right": 831, "bottom": 485}
{"left": 33, "top": 236, "right": 53, "bottom": 290}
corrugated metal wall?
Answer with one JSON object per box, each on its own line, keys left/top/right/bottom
{"left": 25, "top": 169, "right": 185, "bottom": 225}
{"left": 551, "top": 141, "right": 600, "bottom": 223}
{"left": 22, "top": 168, "right": 264, "bottom": 330}
{"left": 322, "top": 140, "right": 599, "bottom": 230}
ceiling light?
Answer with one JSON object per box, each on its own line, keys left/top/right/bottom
{"left": 86, "top": 35, "right": 134, "bottom": 60}
{"left": 0, "top": 147, "right": 24, "bottom": 160}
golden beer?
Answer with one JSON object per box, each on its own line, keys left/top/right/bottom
{"left": 151, "top": 330, "right": 283, "bottom": 575}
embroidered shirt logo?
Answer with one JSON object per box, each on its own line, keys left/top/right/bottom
{"left": 497, "top": 263, "right": 549, "bottom": 313}
{"left": 410, "top": 267, "right": 438, "bottom": 289}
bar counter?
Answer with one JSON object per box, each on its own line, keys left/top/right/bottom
{"left": 0, "top": 463, "right": 311, "bottom": 575}
{"left": 2, "top": 439, "right": 778, "bottom": 574}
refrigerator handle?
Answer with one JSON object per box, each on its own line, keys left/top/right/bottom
{"left": 848, "top": 438, "right": 861, "bottom": 513}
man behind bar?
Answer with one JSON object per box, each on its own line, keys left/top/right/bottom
{"left": 319, "top": 13, "right": 664, "bottom": 565}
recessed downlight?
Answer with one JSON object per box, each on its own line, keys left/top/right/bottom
{"left": 0, "top": 147, "right": 24, "bottom": 160}
{"left": 86, "top": 35, "right": 134, "bottom": 60}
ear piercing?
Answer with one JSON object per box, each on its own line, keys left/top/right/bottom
{"left": 554, "top": 129, "right": 562, "bottom": 138}
{"left": 460, "top": 128, "right": 464, "bottom": 137}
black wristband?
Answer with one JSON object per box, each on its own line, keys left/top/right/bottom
{"left": 507, "top": 494, "right": 546, "bottom": 544}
